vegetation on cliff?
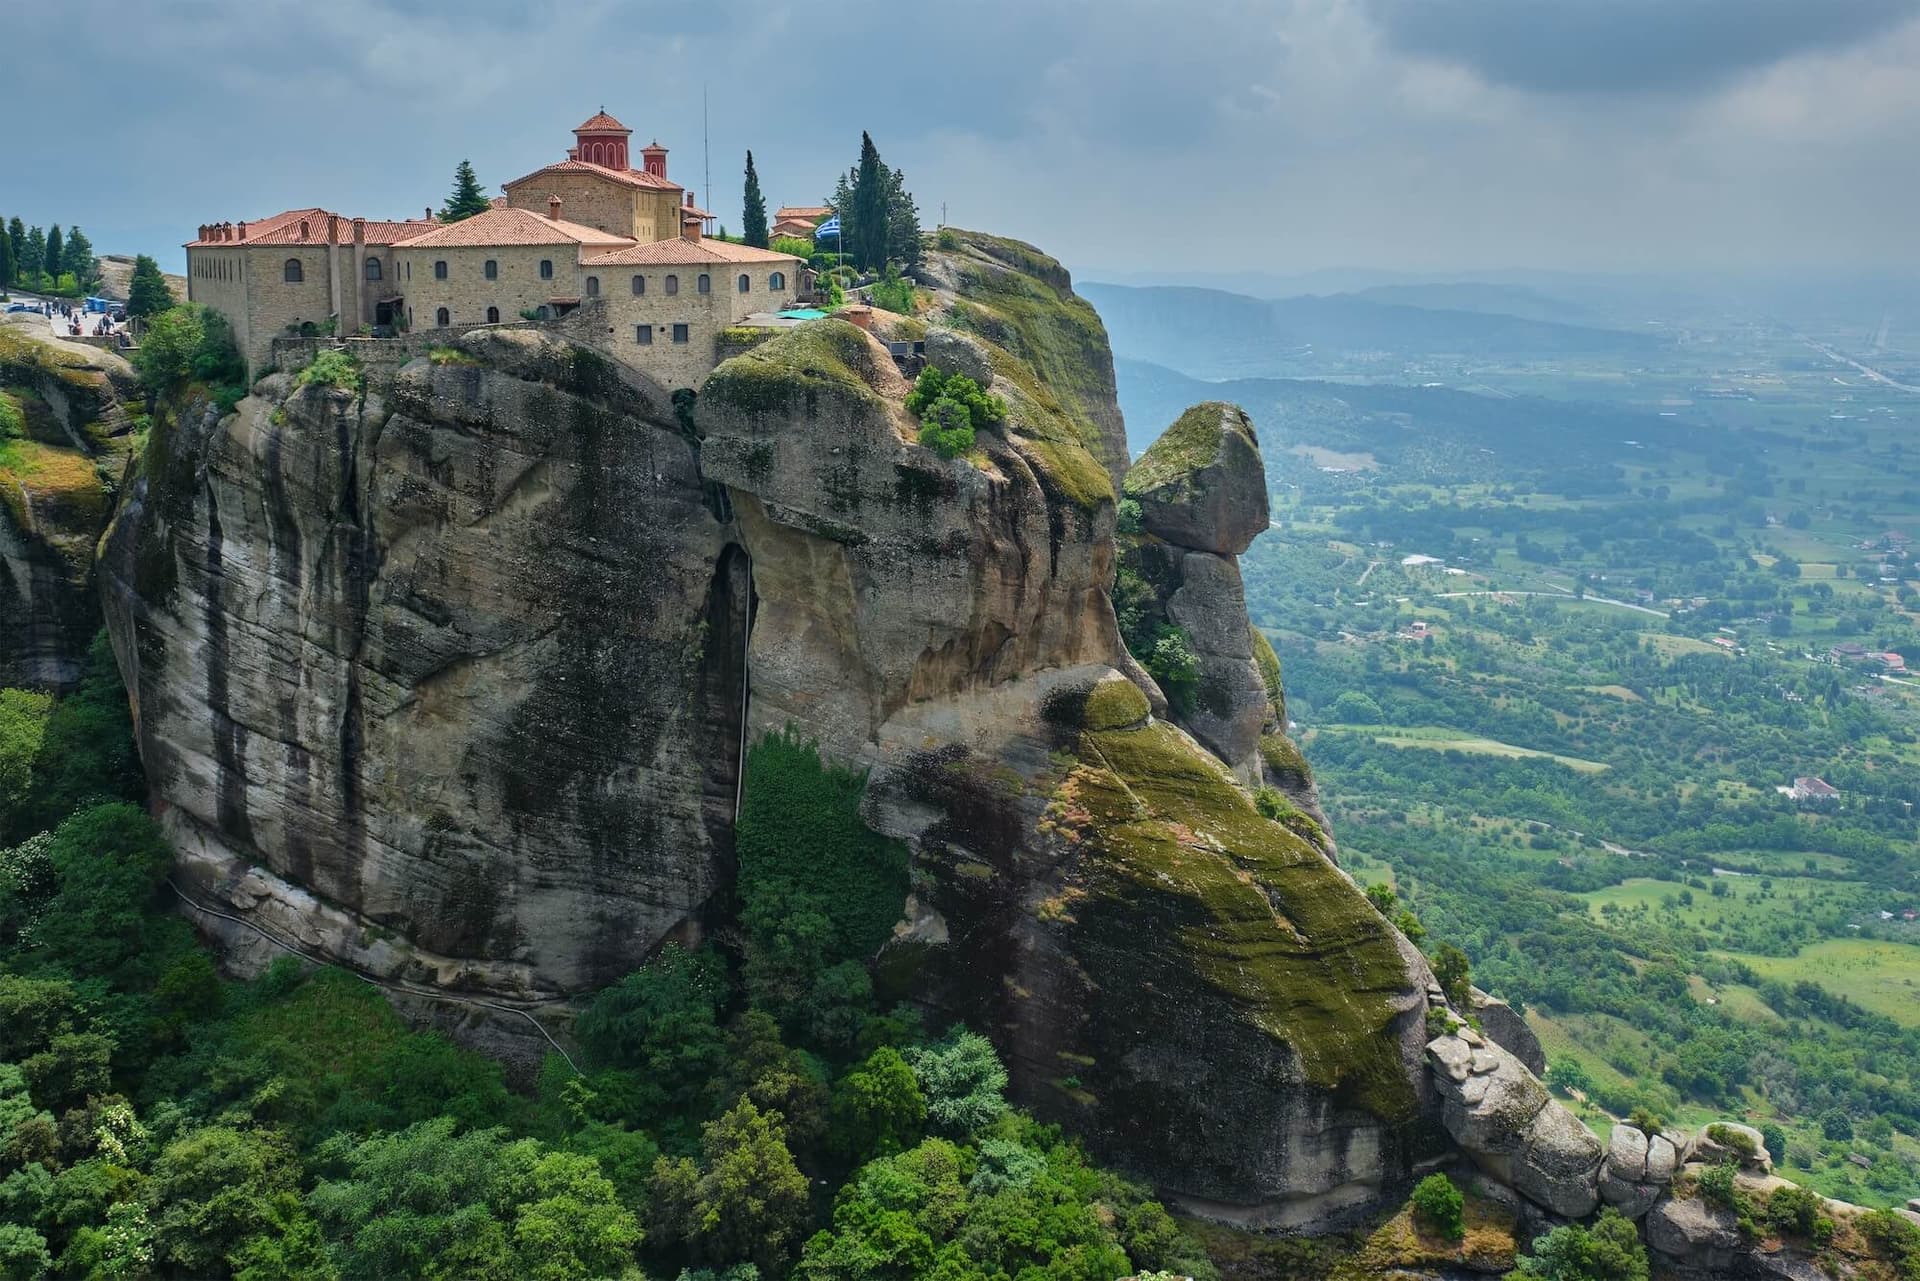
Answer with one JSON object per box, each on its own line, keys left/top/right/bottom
{"left": 0, "top": 685, "right": 1220, "bottom": 1278}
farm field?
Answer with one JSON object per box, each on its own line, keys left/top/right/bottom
{"left": 1727, "top": 939, "right": 1920, "bottom": 1030}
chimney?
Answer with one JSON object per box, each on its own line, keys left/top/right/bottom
{"left": 298, "top": 218, "right": 310, "bottom": 241}
{"left": 681, "top": 213, "right": 702, "bottom": 242}
{"left": 236, "top": 221, "right": 247, "bottom": 239}
{"left": 426, "top": 207, "right": 434, "bottom": 222}
{"left": 684, "top": 191, "right": 694, "bottom": 207}
{"left": 328, "top": 215, "right": 340, "bottom": 244}
{"left": 198, "top": 225, "right": 208, "bottom": 242}
{"left": 352, "top": 217, "right": 366, "bottom": 247}
{"left": 549, "top": 196, "right": 564, "bottom": 222}
{"left": 843, "top": 304, "right": 874, "bottom": 332}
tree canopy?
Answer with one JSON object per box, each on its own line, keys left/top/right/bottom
{"left": 741, "top": 151, "right": 768, "bottom": 249}
{"left": 441, "top": 159, "right": 492, "bottom": 222}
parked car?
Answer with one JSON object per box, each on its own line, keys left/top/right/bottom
{"left": 4, "top": 303, "right": 36, "bottom": 313}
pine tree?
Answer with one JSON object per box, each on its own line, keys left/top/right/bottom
{"left": 44, "top": 226, "right": 62, "bottom": 289}
{"left": 0, "top": 221, "right": 14, "bottom": 289}
{"left": 850, "top": 132, "right": 888, "bottom": 272}
{"left": 127, "top": 255, "right": 173, "bottom": 319}
{"left": 6, "top": 219, "right": 23, "bottom": 274}
{"left": 63, "top": 226, "right": 95, "bottom": 289}
{"left": 20, "top": 227, "right": 44, "bottom": 286}
{"left": 741, "top": 150, "right": 769, "bottom": 249}
{"left": 885, "top": 165, "right": 922, "bottom": 271}
{"left": 440, "top": 160, "right": 491, "bottom": 222}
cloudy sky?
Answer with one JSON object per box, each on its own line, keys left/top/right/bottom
{"left": 10, "top": 0, "right": 1920, "bottom": 281}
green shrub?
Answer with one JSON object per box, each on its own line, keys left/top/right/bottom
{"left": 1706, "top": 1123, "right": 1757, "bottom": 1157}
{"left": 1144, "top": 628, "right": 1199, "bottom": 710}
{"left": 868, "top": 264, "right": 918, "bottom": 314}
{"left": 1628, "top": 1106, "right": 1666, "bottom": 1135}
{"left": 907, "top": 365, "right": 1006, "bottom": 461}
{"left": 293, "top": 349, "right": 360, "bottom": 393}
{"left": 1425, "top": 1007, "right": 1460, "bottom": 1039}
{"left": 1511, "top": 1207, "right": 1649, "bottom": 1281}
{"left": 771, "top": 236, "right": 814, "bottom": 259}
{"left": 1116, "top": 496, "right": 1143, "bottom": 533}
{"left": 1763, "top": 1184, "right": 1832, "bottom": 1243}
{"left": 1410, "top": 1172, "right": 1465, "bottom": 1241}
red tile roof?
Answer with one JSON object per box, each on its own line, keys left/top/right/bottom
{"left": 503, "top": 158, "right": 680, "bottom": 193}
{"left": 185, "top": 208, "right": 439, "bottom": 248}
{"left": 392, "top": 207, "right": 635, "bottom": 249}
{"left": 575, "top": 110, "right": 630, "bottom": 133}
{"left": 775, "top": 205, "right": 832, "bottom": 222}
{"left": 582, "top": 238, "right": 803, "bottom": 267}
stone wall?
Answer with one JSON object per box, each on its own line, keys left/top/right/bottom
{"left": 395, "top": 243, "right": 587, "bottom": 330}
{"left": 504, "top": 173, "right": 645, "bottom": 241}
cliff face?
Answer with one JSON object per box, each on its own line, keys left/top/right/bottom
{"left": 99, "top": 229, "right": 1442, "bottom": 1224}
{"left": 0, "top": 324, "right": 137, "bottom": 690}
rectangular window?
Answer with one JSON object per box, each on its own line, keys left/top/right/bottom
{"left": 672, "top": 323, "right": 689, "bottom": 344}
{"left": 635, "top": 325, "right": 653, "bottom": 345}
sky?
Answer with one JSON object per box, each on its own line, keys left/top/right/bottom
{"left": 8, "top": 0, "right": 1920, "bottom": 283}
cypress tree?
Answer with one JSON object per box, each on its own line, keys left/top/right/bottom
{"left": 63, "top": 226, "right": 95, "bottom": 289}
{"left": 742, "top": 150, "right": 769, "bottom": 249}
{"left": 127, "top": 255, "right": 172, "bottom": 319}
{"left": 440, "top": 160, "right": 491, "bottom": 222}
{"left": 0, "top": 222, "right": 13, "bottom": 289}
{"left": 21, "top": 227, "right": 44, "bottom": 285}
{"left": 6, "top": 218, "right": 23, "bottom": 272}
{"left": 44, "top": 226, "right": 63, "bottom": 289}
{"left": 850, "top": 132, "right": 888, "bottom": 273}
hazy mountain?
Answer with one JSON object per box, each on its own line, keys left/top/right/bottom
{"left": 1082, "top": 282, "right": 1661, "bottom": 380}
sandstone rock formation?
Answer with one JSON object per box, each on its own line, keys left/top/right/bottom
{"left": 1469, "top": 986, "right": 1546, "bottom": 1076}
{"left": 1427, "top": 1028, "right": 1603, "bottom": 1218}
{"left": 100, "top": 230, "right": 1445, "bottom": 1223}
{"left": 0, "top": 322, "right": 137, "bottom": 689}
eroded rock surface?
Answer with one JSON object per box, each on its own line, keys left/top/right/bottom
{"left": 1427, "top": 1031, "right": 1602, "bottom": 1218}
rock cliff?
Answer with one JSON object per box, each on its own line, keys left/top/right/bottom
{"left": 0, "top": 322, "right": 138, "bottom": 690}
{"left": 97, "top": 228, "right": 1462, "bottom": 1225}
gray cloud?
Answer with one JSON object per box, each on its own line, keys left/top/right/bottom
{"left": 4, "top": 0, "right": 1919, "bottom": 279}
{"left": 1367, "top": 0, "right": 1920, "bottom": 94}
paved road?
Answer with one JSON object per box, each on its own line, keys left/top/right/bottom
{"left": 1388, "top": 588, "right": 1670, "bottom": 618}
{"left": 1803, "top": 338, "right": 1920, "bottom": 394}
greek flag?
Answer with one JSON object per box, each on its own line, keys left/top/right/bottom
{"left": 814, "top": 216, "right": 841, "bottom": 240}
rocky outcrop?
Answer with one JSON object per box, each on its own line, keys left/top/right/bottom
{"left": 0, "top": 321, "right": 138, "bottom": 689}
{"left": 1426, "top": 1029, "right": 1603, "bottom": 1218}
{"left": 102, "top": 231, "right": 1448, "bottom": 1223}
{"left": 1126, "top": 401, "right": 1268, "bottom": 557}
{"left": 1598, "top": 1123, "right": 1681, "bottom": 1219}
{"left": 1469, "top": 986, "right": 1546, "bottom": 1076}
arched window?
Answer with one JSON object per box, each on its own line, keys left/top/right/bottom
{"left": 769, "top": 271, "right": 786, "bottom": 290}
{"left": 539, "top": 259, "right": 554, "bottom": 280}
{"left": 697, "top": 273, "right": 711, "bottom": 295}
{"left": 434, "top": 260, "right": 448, "bottom": 280}
{"left": 585, "top": 276, "right": 600, "bottom": 297}
{"left": 630, "top": 274, "right": 645, "bottom": 296}
{"left": 737, "top": 274, "right": 750, "bottom": 294}
{"left": 664, "top": 274, "right": 679, "bottom": 295}
{"left": 364, "top": 258, "right": 382, "bottom": 281}
{"left": 484, "top": 259, "right": 498, "bottom": 280}
{"left": 486, "top": 306, "right": 500, "bottom": 324}
{"left": 283, "top": 258, "right": 303, "bottom": 283}
{"left": 435, "top": 306, "right": 450, "bottom": 327}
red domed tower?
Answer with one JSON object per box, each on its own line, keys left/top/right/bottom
{"left": 639, "top": 139, "right": 668, "bottom": 179}
{"left": 571, "top": 108, "right": 631, "bottom": 170}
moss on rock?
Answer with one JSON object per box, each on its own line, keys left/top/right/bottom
{"left": 1081, "top": 679, "right": 1150, "bottom": 732}
{"left": 1251, "top": 627, "right": 1285, "bottom": 721}
{"left": 702, "top": 318, "right": 888, "bottom": 418}
{"left": 1259, "top": 731, "right": 1313, "bottom": 791}
{"left": 1125, "top": 400, "right": 1247, "bottom": 496}
{"left": 1065, "top": 720, "right": 1414, "bottom": 1120}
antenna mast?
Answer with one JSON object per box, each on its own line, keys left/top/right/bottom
{"left": 703, "top": 84, "right": 711, "bottom": 232}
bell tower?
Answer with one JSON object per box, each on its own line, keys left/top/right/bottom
{"left": 640, "top": 139, "right": 668, "bottom": 179}
{"left": 572, "top": 107, "right": 632, "bottom": 170}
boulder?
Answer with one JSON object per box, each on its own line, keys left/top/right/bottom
{"left": 1511, "top": 1094, "right": 1604, "bottom": 1218}
{"left": 1646, "top": 1195, "right": 1745, "bottom": 1274}
{"left": 1125, "top": 401, "right": 1268, "bottom": 556}
{"left": 1690, "top": 1121, "right": 1773, "bottom": 1174}
{"left": 922, "top": 327, "right": 995, "bottom": 388}
{"left": 1468, "top": 988, "right": 1546, "bottom": 1076}
{"left": 1598, "top": 1124, "right": 1665, "bottom": 1219}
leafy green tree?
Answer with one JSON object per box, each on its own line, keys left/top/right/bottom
{"left": 1410, "top": 1172, "right": 1464, "bottom": 1241}
{"left": 0, "top": 690, "right": 51, "bottom": 834}
{"left": 741, "top": 151, "right": 768, "bottom": 249}
{"left": 509, "top": 1149, "right": 642, "bottom": 1281}
{"left": 0, "top": 223, "right": 15, "bottom": 290}
{"left": 831, "top": 1047, "right": 926, "bottom": 1163}
{"left": 903, "top": 1030, "right": 1008, "bottom": 1137}
{"left": 27, "top": 803, "right": 173, "bottom": 985}
{"left": 0, "top": 1224, "right": 53, "bottom": 1281}
{"left": 125, "top": 255, "right": 173, "bottom": 319}
{"left": 1820, "top": 1108, "right": 1853, "bottom": 1142}
{"left": 689, "top": 1099, "right": 810, "bottom": 1273}
{"left": 62, "top": 227, "right": 94, "bottom": 290}
{"left": 441, "top": 160, "right": 492, "bottom": 222}
{"left": 1759, "top": 1122, "right": 1787, "bottom": 1165}
{"left": 147, "top": 1125, "right": 301, "bottom": 1277}
{"left": 42, "top": 228, "right": 61, "bottom": 289}
{"left": 884, "top": 165, "right": 922, "bottom": 272}
{"left": 1511, "top": 1208, "right": 1649, "bottom": 1281}
{"left": 1430, "top": 943, "right": 1472, "bottom": 1007}
{"left": 573, "top": 944, "right": 727, "bottom": 1131}
{"left": 20, "top": 227, "right": 43, "bottom": 285}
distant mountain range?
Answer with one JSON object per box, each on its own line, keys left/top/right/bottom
{"left": 1081, "top": 281, "right": 1662, "bottom": 381}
